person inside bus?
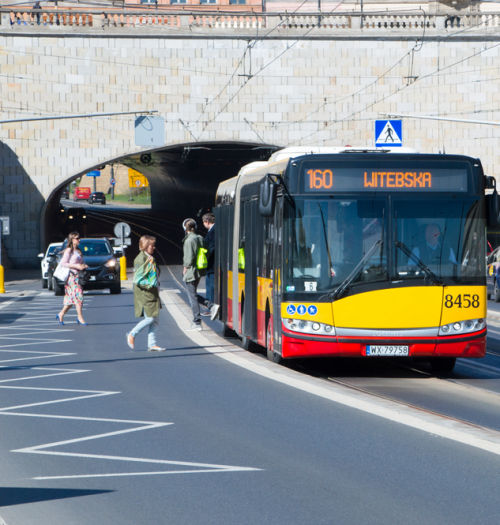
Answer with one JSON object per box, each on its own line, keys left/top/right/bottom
{"left": 409, "top": 223, "right": 457, "bottom": 268}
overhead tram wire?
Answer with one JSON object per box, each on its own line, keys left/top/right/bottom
{"left": 290, "top": 8, "right": 429, "bottom": 144}
{"left": 84, "top": 206, "right": 182, "bottom": 237}
{"left": 197, "top": 0, "right": 346, "bottom": 135}
{"left": 83, "top": 207, "right": 182, "bottom": 252}
{"left": 298, "top": 29, "right": 500, "bottom": 145}
{"left": 195, "top": 0, "right": 312, "bottom": 130}
{"left": 294, "top": 12, "right": 498, "bottom": 145}
{"left": 202, "top": 4, "right": 455, "bottom": 142}
{"left": 81, "top": 209, "right": 172, "bottom": 264}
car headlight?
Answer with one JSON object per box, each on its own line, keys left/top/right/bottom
{"left": 438, "top": 318, "right": 485, "bottom": 336}
{"left": 283, "top": 318, "right": 335, "bottom": 336}
{"left": 105, "top": 258, "right": 117, "bottom": 268}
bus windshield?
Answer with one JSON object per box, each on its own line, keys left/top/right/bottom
{"left": 284, "top": 196, "right": 485, "bottom": 295}
{"left": 393, "top": 198, "right": 484, "bottom": 282}
{"left": 285, "top": 198, "right": 386, "bottom": 294}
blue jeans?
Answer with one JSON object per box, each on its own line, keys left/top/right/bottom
{"left": 205, "top": 271, "right": 214, "bottom": 305}
{"left": 130, "top": 315, "right": 158, "bottom": 348}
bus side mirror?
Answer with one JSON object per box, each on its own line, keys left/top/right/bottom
{"left": 487, "top": 190, "right": 500, "bottom": 227}
{"left": 259, "top": 177, "right": 277, "bottom": 217}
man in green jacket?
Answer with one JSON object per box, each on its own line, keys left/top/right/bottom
{"left": 182, "top": 218, "right": 205, "bottom": 331}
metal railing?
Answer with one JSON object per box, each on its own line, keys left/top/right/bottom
{"left": 2, "top": 8, "right": 500, "bottom": 35}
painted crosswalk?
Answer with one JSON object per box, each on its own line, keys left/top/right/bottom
{"left": 0, "top": 293, "right": 260, "bottom": 480}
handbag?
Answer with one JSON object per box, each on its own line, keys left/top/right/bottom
{"left": 53, "top": 262, "right": 70, "bottom": 282}
{"left": 79, "top": 269, "right": 90, "bottom": 286}
{"left": 133, "top": 257, "right": 158, "bottom": 289}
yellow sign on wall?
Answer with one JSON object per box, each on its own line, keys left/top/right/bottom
{"left": 128, "top": 168, "right": 149, "bottom": 188}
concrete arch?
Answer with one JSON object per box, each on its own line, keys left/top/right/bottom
{"left": 40, "top": 140, "right": 279, "bottom": 266}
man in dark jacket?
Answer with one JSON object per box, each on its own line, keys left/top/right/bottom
{"left": 201, "top": 212, "right": 220, "bottom": 321}
{"left": 182, "top": 218, "right": 204, "bottom": 331}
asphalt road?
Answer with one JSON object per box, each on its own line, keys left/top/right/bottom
{"left": 0, "top": 270, "right": 499, "bottom": 525}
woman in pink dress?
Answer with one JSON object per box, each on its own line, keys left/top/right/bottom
{"left": 56, "top": 231, "right": 88, "bottom": 325}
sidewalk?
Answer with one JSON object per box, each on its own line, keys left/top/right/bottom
{"left": 0, "top": 268, "right": 41, "bottom": 299}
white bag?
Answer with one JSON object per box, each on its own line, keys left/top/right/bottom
{"left": 53, "top": 262, "right": 70, "bottom": 282}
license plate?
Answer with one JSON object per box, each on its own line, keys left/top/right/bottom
{"left": 366, "top": 345, "right": 409, "bottom": 356}
{"left": 89, "top": 275, "right": 96, "bottom": 281}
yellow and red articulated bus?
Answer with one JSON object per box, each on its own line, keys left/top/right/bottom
{"left": 214, "top": 147, "right": 500, "bottom": 374}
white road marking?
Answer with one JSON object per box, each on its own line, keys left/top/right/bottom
{"left": 161, "top": 287, "right": 500, "bottom": 457}
{"left": 0, "top": 290, "right": 261, "bottom": 480}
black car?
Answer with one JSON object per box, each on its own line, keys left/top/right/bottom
{"left": 52, "top": 238, "right": 121, "bottom": 295}
{"left": 88, "top": 192, "right": 106, "bottom": 205}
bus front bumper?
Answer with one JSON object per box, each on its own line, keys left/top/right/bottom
{"left": 281, "top": 329, "right": 486, "bottom": 359}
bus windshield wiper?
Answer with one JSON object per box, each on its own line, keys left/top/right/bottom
{"left": 395, "top": 240, "right": 442, "bottom": 285}
{"left": 330, "top": 240, "right": 383, "bottom": 301}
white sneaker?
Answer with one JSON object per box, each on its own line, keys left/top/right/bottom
{"left": 210, "top": 304, "right": 220, "bottom": 321}
{"left": 186, "top": 323, "right": 202, "bottom": 331}
{"left": 148, "top": 345, "right": 166, "bottom": 352}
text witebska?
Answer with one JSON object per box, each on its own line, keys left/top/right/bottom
{"left": 364, "top": 171, "right": 432, "bottom": 188}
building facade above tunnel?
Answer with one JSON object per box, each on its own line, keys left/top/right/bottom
{"left": 2, "top": 9, "right": 500, "bottom": 266}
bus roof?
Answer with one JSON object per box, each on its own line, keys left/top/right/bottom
{"left": 268, "top": 146, "right": 419, "bottom": 163}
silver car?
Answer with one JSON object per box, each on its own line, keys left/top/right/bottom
{"left": 37, "top": 242, "right": 62, "bottom": 289}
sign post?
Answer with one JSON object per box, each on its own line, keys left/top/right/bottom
{"left": 87, "top": 170, "right": 101, "bottom": 193}
{"left": 0, "top": 217, "right": 11, "bottom": 293}
{"left": 113, "top": 222, "right": 131, "bottom": 281}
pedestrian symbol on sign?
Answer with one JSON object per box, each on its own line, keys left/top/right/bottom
{"left": 375, "top": 120, "right": 402, "bottom": 147}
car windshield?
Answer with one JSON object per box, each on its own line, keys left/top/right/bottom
{"left": 79, "top": 240, "right": 112, "bottom": 256}
{"left": 47, "top": 245, "right": 60, "bottom": 256}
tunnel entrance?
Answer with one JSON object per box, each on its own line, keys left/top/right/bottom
{"left": 43, "top": 141, "right": 280, "bottom": 265}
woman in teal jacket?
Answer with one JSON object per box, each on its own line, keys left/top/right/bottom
{"left": 126, "top": 235, "right": 164, "bottom": 352}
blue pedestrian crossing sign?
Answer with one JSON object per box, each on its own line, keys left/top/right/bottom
{"left": 375, "top": 119, "right": 402, "bottom": 147}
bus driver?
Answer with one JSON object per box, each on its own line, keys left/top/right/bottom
{"left": 409, "top": 223, "right": 457, "bottom": 267}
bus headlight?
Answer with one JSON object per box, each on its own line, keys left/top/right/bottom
{"left": 283, "top": 318, "right": 335, "bottom": 336}
{"left": 438, "top": 318, "right": 485, "bottom": 336}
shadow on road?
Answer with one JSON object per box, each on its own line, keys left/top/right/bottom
{"left": 0, "top": 487, "right": 113, "bottom": 507}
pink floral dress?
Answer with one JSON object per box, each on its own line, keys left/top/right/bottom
{"left": 60, "top": 248, "right": 84, "bottom": 306}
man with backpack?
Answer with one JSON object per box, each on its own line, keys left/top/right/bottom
{"left": 182, "top": 218, "right": 219, "bottom": 331}
{"left": 200, "top": 212, "right": 220, "bottom": 321}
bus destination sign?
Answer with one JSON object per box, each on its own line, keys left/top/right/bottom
{"left": 303, "top": 166, "right": 468, "bottom": 193}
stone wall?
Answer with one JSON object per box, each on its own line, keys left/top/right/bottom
{"left": 1, "top": 12, "right": 500, "bottom": 265}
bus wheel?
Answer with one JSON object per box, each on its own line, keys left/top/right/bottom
{"left": 266, "top": 318, "right": 282, "bottom": 364}
{"left": 222, "top": 324, "right": 236, "bottom": 338}
{"left": 241, "top": 318, "right": 258, "bottom": 352}
{"left": 430, "top": 357, "right": 456, "bottom": 376}
{"left": 241, "top": 335, "right": 253, "bottom": 351}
